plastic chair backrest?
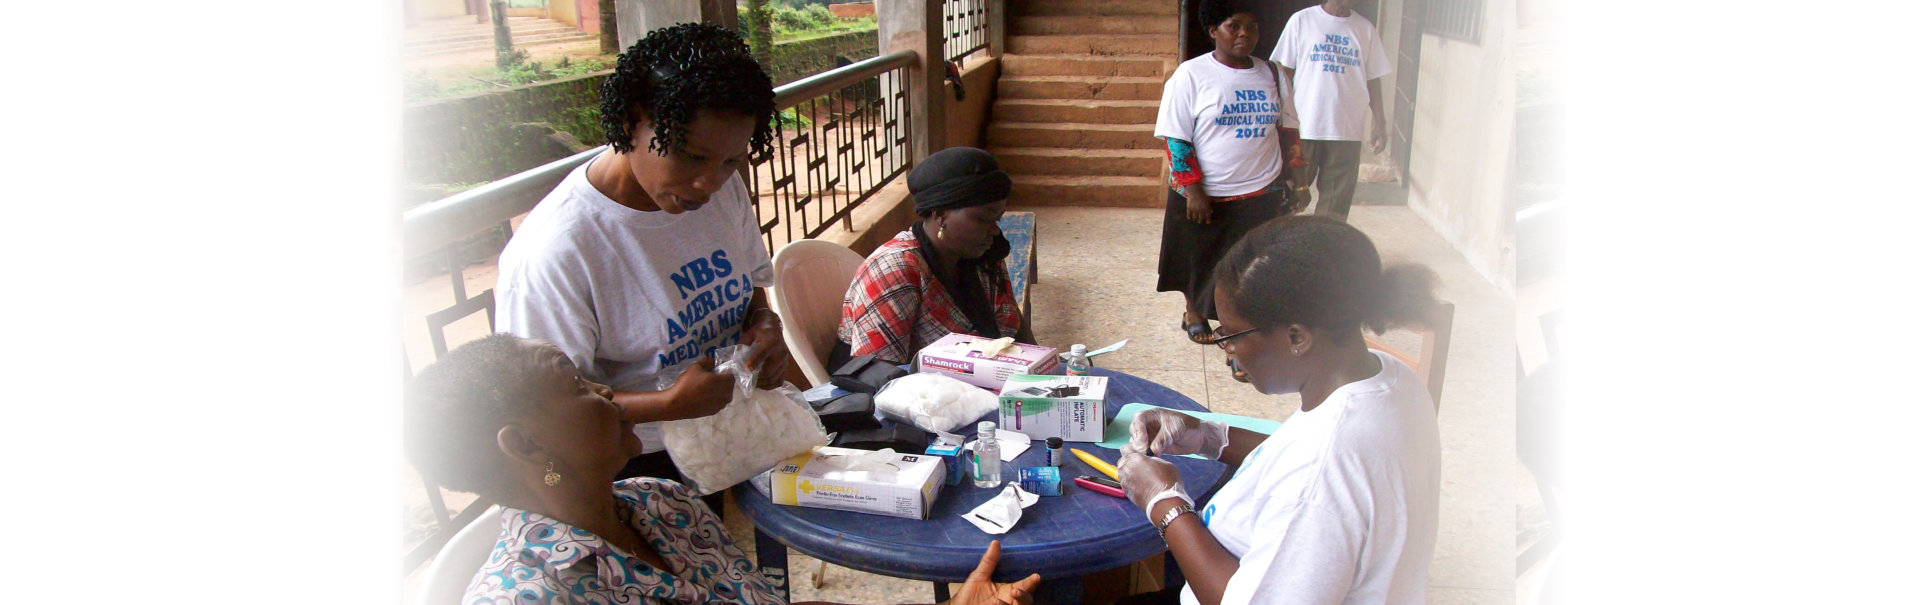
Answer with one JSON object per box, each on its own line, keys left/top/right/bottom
{"left": 770, "top": 239, "right": 868, "bottom": 387}
{"left": 413, "top": 506, "right": 502, "bottom": 605}
{"left": 1362, "top": 300, "right": 1455, "bottom": 409}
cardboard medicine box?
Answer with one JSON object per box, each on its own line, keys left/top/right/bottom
{"left": 996, "top": 374, "right": 1109, "bottom": 442}
{"left": 914, "top": 333, "right": 1059, "bottom": 390}
{"left": 751, "top": 446, "right": 946, "bottom": 520}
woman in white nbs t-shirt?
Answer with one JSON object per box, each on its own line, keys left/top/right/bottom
{"left": 1155, "top": 0, "right": 1309, "bottom": 362}
{"left": 1118, "top": 216, "right": 1444, "bottom": 605}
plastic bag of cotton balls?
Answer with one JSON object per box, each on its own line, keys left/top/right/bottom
{"left": 872, "top": 372, "right": 1000, "bottom": 433}
{"left": 659, "top": 345, "right": 829, "bottom": 495}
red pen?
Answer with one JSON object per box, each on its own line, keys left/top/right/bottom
{"left": 1074, "top": 475, "right": 1126, "bottom": 499}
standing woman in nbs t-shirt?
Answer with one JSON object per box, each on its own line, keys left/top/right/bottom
{"left": 1155, "top": 0, "right": 1309, "bottom": 380}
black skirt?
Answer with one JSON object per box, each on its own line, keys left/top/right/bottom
{"left": 1156, "top": 187, "right": 1288, "bottom": 320}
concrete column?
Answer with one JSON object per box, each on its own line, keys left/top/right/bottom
{"left": 877, "top": 0, "right": 947, "bottom": 162}
{"left": 616, "top": 0, "right": 700, "bottom": 52}
{"left": 987, "top": 0, "right": 1005, "bottom": 58}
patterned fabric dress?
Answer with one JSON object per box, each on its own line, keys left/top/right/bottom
{"left": 464, "top": 478, "right": 785, "bottom": 604}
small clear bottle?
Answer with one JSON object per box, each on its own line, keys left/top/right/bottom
{"left": 973, "top": 421, "right": 1003, "bottom": 488}
{"left": 1064, "top": 344, "right": 1091, "bottom": 377}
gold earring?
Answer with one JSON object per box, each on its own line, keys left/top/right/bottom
{"left": 1292, "top": 347, "right": 1302, "bottom": 355}
{"left": 543, "top": 461, "right": 562, "bottom": 487}
{"left": 938, "top": 224, "right": 946, "bottom": 239}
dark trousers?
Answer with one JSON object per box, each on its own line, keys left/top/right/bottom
{"left": 618, "top": 450, "right": 727, "bottom": 519}
{"left": 1303, "top": 139, "right": 1363, "bottom": 220}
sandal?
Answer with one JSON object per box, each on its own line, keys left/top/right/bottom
{"left": 1184, "top": 317, "right": 1216, "bottom": 344}
{"left": 1227, "top": 358, "right": 1251, "bottom": 383}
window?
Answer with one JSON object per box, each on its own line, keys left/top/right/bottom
{"left": 1424, "top": 0, "right": 1483, "bottom": 43}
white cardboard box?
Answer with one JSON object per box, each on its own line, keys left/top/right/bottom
{"left": 996, "top": 374, "right": 1109, "bottom": 442}
{"left": 751, "top": 446, "right": 946, "bottom": 519}
{"left": 914, "top": 333, "right": 1059, "bottom": 390}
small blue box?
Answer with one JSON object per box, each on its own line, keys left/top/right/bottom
{"left": 926, "top": 443, "right": 966, "bottom": 486}
{"left": 1018, "top": 467, "right": 1062, "bottom": 496}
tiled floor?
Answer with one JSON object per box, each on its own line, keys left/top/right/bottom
{"left": 724, "top": 204, "right": 1519, "bottom": 603}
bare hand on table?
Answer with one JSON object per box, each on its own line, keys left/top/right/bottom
{"left": 944, "top": 540, "right": 1042, "bottom": 605}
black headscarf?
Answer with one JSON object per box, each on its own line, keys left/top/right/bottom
{"left": 908, "top": 148, "right": 1014, "bottom": 338}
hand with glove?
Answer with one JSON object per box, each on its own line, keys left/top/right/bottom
{"left": 1128, "top": 408, "right": 1231, "bottom": 460}
{"left": 1118, "top": 445, "right": 1191, "bottom": 516}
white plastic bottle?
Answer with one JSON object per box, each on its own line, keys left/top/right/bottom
{"left": 973, "top": 421, "right": 1003, "bottom": 488}
{"left": 1064, "top": 344, "right": 1091, "bottom": 377}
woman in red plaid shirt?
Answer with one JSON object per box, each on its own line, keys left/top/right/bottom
{"left": 836, "top": 148, "right": 1036, "bottom": 365}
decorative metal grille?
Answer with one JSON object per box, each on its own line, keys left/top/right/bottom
{"left": 943, "top": 0, "right": 990, "bottom": 64}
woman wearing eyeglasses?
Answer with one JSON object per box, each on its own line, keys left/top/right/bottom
{"left": 1116, "top": 216, "right": 1443, "bottom": 605}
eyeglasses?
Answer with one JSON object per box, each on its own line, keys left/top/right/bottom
{"left": 1210, "top": 326, "right": 1262, "bottom": 349}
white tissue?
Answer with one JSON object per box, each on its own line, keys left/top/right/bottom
{"left": 963, "top": 428, "right": 1033, "bottom": 462}
{"left": 872, "top": 372, "right": 1000, "bottom": 433}
{"left": 962, "top": 484, "right": 1040, "bottom": 535}
{"left": 964, "top": 337, "right": 1018, "bottom": 358}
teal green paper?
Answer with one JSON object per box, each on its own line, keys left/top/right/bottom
{"left": 1098, "top": 403, "right": 1282, "bottom": 458}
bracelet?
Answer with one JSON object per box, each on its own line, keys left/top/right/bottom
{"left": 1155, "top": 504, "right": 1194, "bottom": 540}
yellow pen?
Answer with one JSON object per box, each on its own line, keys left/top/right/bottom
{"left": 1070, "top": 448, "right": 1119, "bottom": 480}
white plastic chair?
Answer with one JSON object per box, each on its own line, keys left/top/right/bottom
{"left": 413, "top": 506, "right": 502, "bottom": 605}
{"left": 769, "top": 239, "right": 867, "bottom": 387}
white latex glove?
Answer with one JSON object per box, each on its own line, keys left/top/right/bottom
{"left": 1127, "top": 408, "right": 1231, "bottom": 460}
{"left": 1118, "top": 446, "right": 1191, "bottom": 514}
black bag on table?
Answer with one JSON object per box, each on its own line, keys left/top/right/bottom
{"left": 830, "top": 354, "right": 908, "bottom": 394}
{"left": 810, "top": 392, "right": 883, "bottom": 434}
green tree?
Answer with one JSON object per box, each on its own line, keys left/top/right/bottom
{"left": 745, "top": 0, "right": 773, "bottom": 64}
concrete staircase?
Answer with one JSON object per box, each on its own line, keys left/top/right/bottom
{"left": 989, "top": 0, "right": 1179, "bottom": 207}
{"left": 404, "top": 17, "right": 597, "bottom": 57}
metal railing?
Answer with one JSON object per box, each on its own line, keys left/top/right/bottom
{"left": 750, "top": 50, "right": 915, "bottom": 252}
{"left": 942, "top": 0, "right": 990, "bottom": 64}
{"left": 397, "top": 49, "right": 919, "bottom": 571}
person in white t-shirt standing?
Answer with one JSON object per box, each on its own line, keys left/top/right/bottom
{"left": 494, "top": 23, "right": 793, "bottom": 510}
{"left": 1155, "top": 0, "right": 1306, "bottom": 357}
{"left": 1117, "top": 215, "right": 1443, "bottom": 605}
{"left": 1271, "top": 0, "right": 1393, "bottom": 220}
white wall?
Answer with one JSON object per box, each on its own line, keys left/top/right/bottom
{"left": 1405, "top": 0, "right": 1516, "bottom": 294}
{"left": 617, "top": 0, "right": 700, "bottom": 51}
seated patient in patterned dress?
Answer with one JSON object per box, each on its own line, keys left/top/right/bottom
{"left": 404, "top": 334, "right": 1040, "bottom": 605}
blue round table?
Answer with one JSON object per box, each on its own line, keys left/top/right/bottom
{"left": 734, "top": 367, "right": 1226, "bottom": 603}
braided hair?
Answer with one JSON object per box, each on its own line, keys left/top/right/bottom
{"left": 600, "top": 22, "right": 776, "bottom": 159}
{"left": 1214, "top": 215, "right": 1440, "bottom": 338}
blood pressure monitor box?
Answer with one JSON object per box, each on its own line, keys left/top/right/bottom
{"left": 751, "top": 446, "right": 946, "bottom": 520}
{"left": 996, "top": 374, "right": 1108, "bottom": 442}
{"left": 914, "top": 333, "right": 1059, "bottom": 390}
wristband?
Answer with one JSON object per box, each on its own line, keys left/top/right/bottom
{"left": 1156, "top": 504, "right": 1195, "bottom": 540}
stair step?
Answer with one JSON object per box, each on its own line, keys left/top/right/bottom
{"left": 997, "top": 76, "right": 1164, "bottom": 101}
{"left": 1009, "top": 175, "right": 1165, "bottom": 208}
{"left": 992, "top": 148, "right": 1164, "bottom": 177}
{"left": 1006, "top": 34, "right": 1177, "bottom": 57}
{"left": 1000, "top": 55, "right": 1166, "bottom": 77}
{"left": 987, "top": 122, "right": 1160, "bottom": 150}
{"left": 1010, "top": 16, "right": 1180, "bottom": 36}
{"left": 1013, "top": 0, "right": 1178, "bottom": 18}
{"left": 993, "top": 99, "right": 1161, "bottom": 124}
